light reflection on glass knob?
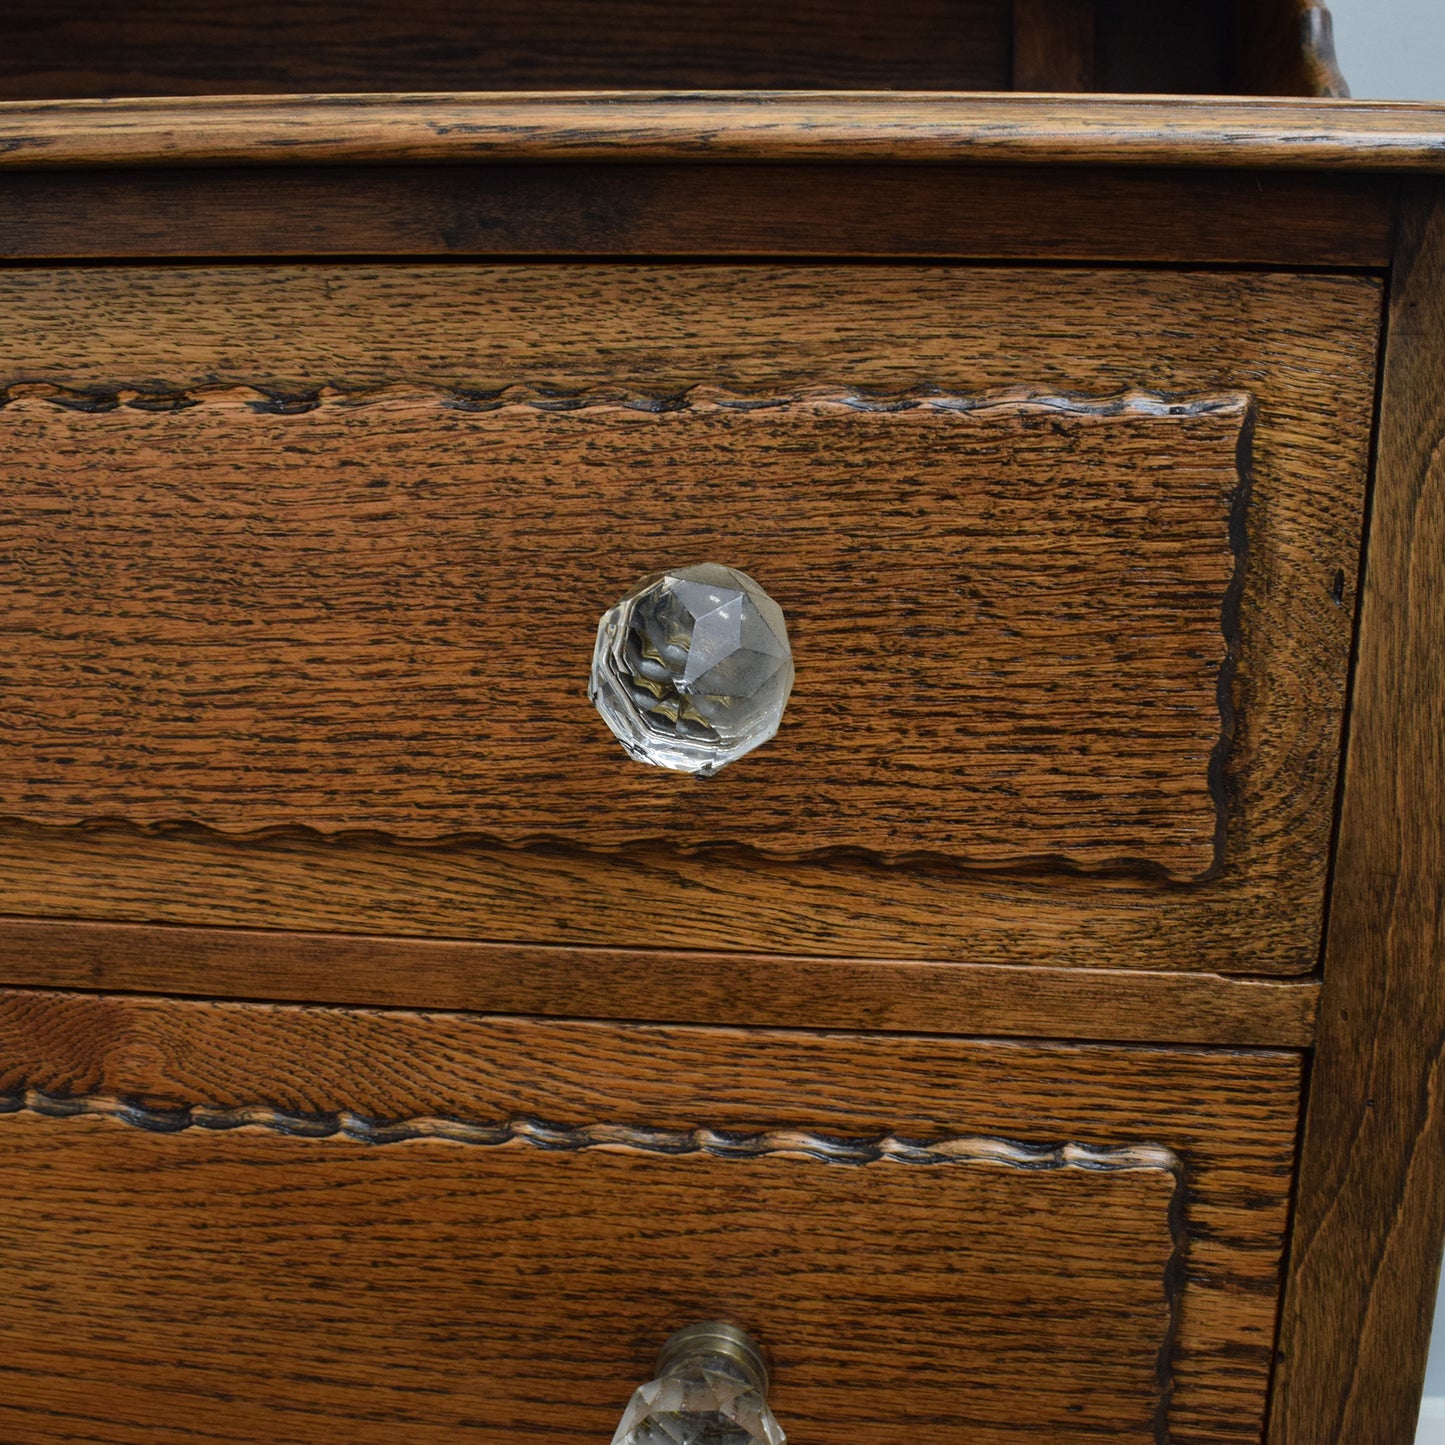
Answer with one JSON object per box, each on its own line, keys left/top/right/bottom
{"left": 589, "top": 564, "right": 793, "bottom": 777}
{"left": 611, "top": 1321, "right": 785, "bottom": 1445}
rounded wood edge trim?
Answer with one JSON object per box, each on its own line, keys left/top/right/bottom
{"left": 0, "top": 920, "right": 1322, "bottom": 1047}
{"left": 1, "top": 93, "right": 1444, "bottom": 172}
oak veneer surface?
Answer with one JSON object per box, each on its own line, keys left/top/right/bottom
{"left": 0, "top": 265, "right": 1375, "bottom": 971}
{"left": 0, "top": 387, "right": 1249, "bottom": 880}
{"left": 0, "top": 990, "right": 1303, "bottom": 1444}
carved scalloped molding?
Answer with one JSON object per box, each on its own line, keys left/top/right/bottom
{"left": 0, "top": 1085, "right": 1185, "bottom": 1176}
{"left": 0, "top": 379, "right": 1250, "bottom": 421}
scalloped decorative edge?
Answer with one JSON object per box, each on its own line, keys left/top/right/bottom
{"left": 0, "top": 379, "right": 1252, "bottom": 421}
{"left": 0, "top": 812, "right": 1223, "bottom": 883}
{"left": 0, "top": 1087, "right": 1185, "bottom": 1176}
{"left": 0, "top": 381, "right": 1252, "bottom": 885}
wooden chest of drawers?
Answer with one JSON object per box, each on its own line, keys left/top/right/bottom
{"left": 0, "top": 4, "right": 1442, "bottom": 1442}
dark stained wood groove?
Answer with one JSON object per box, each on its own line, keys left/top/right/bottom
{"left": 0, "top": 378, "right": 1243, "bottom": 415}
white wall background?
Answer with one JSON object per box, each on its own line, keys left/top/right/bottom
{"left": 1329, "top": 0, "right": 1444, "bottom": 102}
{"left": 1320, "top": 9, "right": 1445, "bottom": 1438}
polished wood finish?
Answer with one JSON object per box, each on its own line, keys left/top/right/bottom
{"left": 0, "top": 164, "right": 1394, "bottom": 267}
{"left": 0, "top": 264, "right": 1375, "bottom": 968}
{"left": 0, "top": 918, "right": 1322, "bottom": 1046}
{"left": 0, "top": 386, "right": 1248, "bottom": 878}
{"left": 1270, "top": 186, "right": 1445, "bottom": 1445}
{"left": 0, "top": 1, "right": 1013, "bottom": 99}
{"left": 4, "top": 93, "right": 1445, "bottom": 172}
{"left": 0, "top": 990, "right": 1304, "bottom": 1444}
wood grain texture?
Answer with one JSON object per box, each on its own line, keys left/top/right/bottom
{"left": 0, "top": 0, "right": 1013, "bottom": 99}
{"left": 1013, "top": 0, "right": 1096, "bottom": 92}
{"left": 0, "top": 918, "right": 1322, "bottom": 1045}
{"left": 0, "top": 265, "right": 1376, "bottom": 969}
{"left": 3, "top": 93, "right": 1444, "bottom": 173}
{"left": 0, "top": 163, "right": 1396, "bottom": 268}
{"left": 0, "top": 1113, "right": 1182, "bottom": 1444}
{"left": 1232, "top": 0, "right": 1351, "bottom": 99}
{"left": 0, "top": 989, "right": 1304, "bottom": 1443}
{"left": 0, "top": 385, "right": 1249, "bottom": 879}
{"left": 1269, "top": 188, "right": 1445, "bottom": 1443}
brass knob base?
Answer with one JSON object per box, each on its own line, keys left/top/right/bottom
{"left": 655, "top": 1320, "right": 771, "bottom": 1399}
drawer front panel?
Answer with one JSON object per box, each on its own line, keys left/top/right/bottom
{"left": 2, "top": 1107, "right": 1182, "bottom": 1443}
{"left": 0, "top": 989, "right": 1302, "bottom": 1444}
{"left": 0, "top": 264, "right": 1377, "bottom": 970}
{"left": 0, "top": 387, "right": 1247, "bottom": 880}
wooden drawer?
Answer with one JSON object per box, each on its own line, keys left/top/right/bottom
{"left": 0, "top": 989, "right": 1301, "bottom": 1444}
{"left": 0, "top": 263, "right": 1378, "bottom": 976}
{"left": 3, "top": 383, "right": 1249, "bottom": 877}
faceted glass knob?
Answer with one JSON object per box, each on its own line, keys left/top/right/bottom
{"left": 589, "top": 564, "right": 793, "bottom": 776}
{"left": 611, "top": 1321, "right": 786, "bottom": 1445}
